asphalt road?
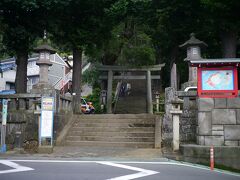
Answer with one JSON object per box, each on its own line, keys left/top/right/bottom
{"left": 0, "top": 159, "right": 239, "bottom": 180}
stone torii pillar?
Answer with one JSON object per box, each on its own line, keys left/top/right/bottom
{"left": 107, "top": 70, "right": 113, "bottom": 114}
{"left": 146, "top": 70, "right": 153, "bottom": 114}
{"left": 98, "top": 64, "right": 165, "bottom": 114}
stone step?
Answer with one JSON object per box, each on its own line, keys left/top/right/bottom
{"left": 66, "top": 136, "right": 154, "bottom": 142}
{"left": 72, "top": 122, "right": 155, "bottom": 128}
{"left": 70, "top": 126, "right": 155, "bottom": 133}
{"left": 115, "top": 87, "right": 147, "bottom": 114}
{"left": 62, "top": 113, "right": 156, "bottom": 148}
{"left": 65, "top": 141, "right": 154, "bottom": 148}
{"left": 76, "top": 114, "right": 156, "bottom": 119}
{"left": 73, "top": 118, "right": 155, "bottom": 124}
{"left": 68, "top": 131, "right": 154, "bottom": 137}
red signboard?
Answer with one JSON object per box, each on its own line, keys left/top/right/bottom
{"left": 197, "top": 67, "right": 238, "bottom": 98}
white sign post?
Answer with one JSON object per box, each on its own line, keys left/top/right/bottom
{"left": 1, "top": 99, "right": 8, "bottom": 153}
{"left": 40, "top": 97, "right": 54, "bottom": 147}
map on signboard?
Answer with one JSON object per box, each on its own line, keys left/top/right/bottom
{"left": 202, "top": 70, "right": 234, "bottom": 90}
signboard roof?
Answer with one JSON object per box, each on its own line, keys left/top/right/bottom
{"left": 190, "top": 58, "right": 240, "bottom": 66}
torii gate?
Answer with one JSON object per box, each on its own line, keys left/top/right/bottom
{"left": 97, "top": 64, "right": 165, "bottom": 114}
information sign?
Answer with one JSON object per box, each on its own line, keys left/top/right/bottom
{"left": 198, "top": 67, "right": 238, "bottom": 98}
{"left": 2, "top": 99, "right": 8, "bottom": 125}
{"left": 40, "top": 97, "right": 54, "bottom": 138}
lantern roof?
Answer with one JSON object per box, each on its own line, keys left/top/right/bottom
{"left": 179, "top": 33, "right": 208, "bottom": 49}
{"left": 33, "top": 43, "right": 56, "bottom": 54}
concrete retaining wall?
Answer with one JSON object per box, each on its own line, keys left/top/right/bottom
{"left": 181, "top": 144, "right": 240, "bottom": 170}
{"left": 197, "top": 98, "right": 240, "bottom": 146}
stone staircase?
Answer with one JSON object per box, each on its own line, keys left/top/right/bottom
{"left": 62, "top": 114, "right": 156, "bottom": 148}
{"left": 114, "top": 79, "right": 147, "bottom": 114}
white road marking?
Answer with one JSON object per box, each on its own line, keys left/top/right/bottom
{"left": 98, "top": 162, "right": 159, "bottom": 180}
{"left": 2, "top": 159, "right": 240, "bottom": 177}
{"left": 0, "top": 160, "right": 34, "bottom": 174}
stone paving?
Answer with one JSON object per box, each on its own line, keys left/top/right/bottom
{"left": 0, "top": 146, "right": 176, "bottom": 161}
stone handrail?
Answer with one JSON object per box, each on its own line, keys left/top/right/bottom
{"left": 0, "top": 93, "right": 72, "bottom": 112}
{"left": 57, "top": 94, "right": 72, "bottom": 112}
{"left": 175, "top": 91, "right": 197, "bottom": 97}
{"left": 0, "top": 93, "right": 42, "bottom": 111}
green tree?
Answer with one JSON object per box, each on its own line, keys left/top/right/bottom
{"left": 201, "top": 0, "right": 240, "bottom": 58}
{"left": 0, "top": 0, "right": 64, "bottom": 93}
{"left": 94, "top": 22, "right": 156, "bottom": 67}
{"left": 49, "top": 0, "right": 115, "bottom": 113}
{"left": 143, "top": 0, "right": 203, "bottom": 87}
{"left": 96, "top": 0, "right": 155, "bottom": 66}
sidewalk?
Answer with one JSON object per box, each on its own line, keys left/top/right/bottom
{"left": 0, "top": 146, "right": 179, "bottom": 161}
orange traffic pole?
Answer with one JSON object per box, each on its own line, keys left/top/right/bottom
{"left": 210, "top": 146, "right": 214, "bottom": 170}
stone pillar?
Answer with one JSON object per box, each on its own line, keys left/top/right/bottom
{"left": 170, "top": 98, "right": 183, "bottom": 151}
{"left": 146, "top": 70, "right": 153, "bottom": 114}
{"left": 155, "top": 116, "right": 162, "bottom": 148}
{"left": 107, "top": 70, "right": 113, "bottom": 114}
{"left": 171, "top": 63, "right": 177, "bottom": 90}
{"left": 188, "top": 66, "right": 198, "bottom": 82}
{"left": 155, "top": 92, "right": 160, "bottom": 113}
{"left": 172, "top": 113, "right": 180, "bottom": 151}
{"left": 39, "top": 63, "right": 50, "bottom": 84}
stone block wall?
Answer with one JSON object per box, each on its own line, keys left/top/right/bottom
{"left": 0, "top": 111, "right": 72, "bottom": 149}
{"left": 180, "top": 96, "right": 197, "bottom": 142}
{"left": 197, "top": 98, "right": 240, "bottom": 146}
{"left": 162, "top": 87, "right": 175, "bottom": 146}
{"left": 163, "top": 87, "right": 197, "bottom": 146}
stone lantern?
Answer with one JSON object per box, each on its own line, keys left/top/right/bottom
{"left": 179, "top": 33, "right": 207, "bottom": 87}
{"left": 32, "top": 41, "right": 56, "bottom": 94}
{"left": 170, "top": 97, "right": 183, "bottom": 151}
{"left": 34, "top": 44, "right": 56, "bottom": 85}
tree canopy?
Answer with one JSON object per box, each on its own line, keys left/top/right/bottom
{"left": 0, "top": 0, "right": 239, "bottom": 95}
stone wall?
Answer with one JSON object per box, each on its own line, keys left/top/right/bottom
{"left": 197, "top": 98, "right": 240, "bottom": 146}
{"left": 162, "top": 87, "right": 175, "bottom": 146}
{"left": 180, "top": 96, "right": 197, "bottom": 143}
{"left": 0, "top": 111, "right": 73, "bottom": 149}
{"left": 0, "top": 111, "right": 38, "bottom": 149}
{"left": 181, "top": 144, "right": 240, "bottom": 170}
{"left": 163, "top": 87, "right": 197, "bottom": 146}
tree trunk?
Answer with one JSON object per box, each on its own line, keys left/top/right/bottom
{"left": 15, "top": 50, "right": 28, "bottom": 93}
{"left": 72, "top": 47, "right": 82, "bottom": 114}
{"left": 220, "top": 30, "right": 237, "bottom": 58}
{"left": 154, "top": 45, "right": 163, "bottom": 92}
